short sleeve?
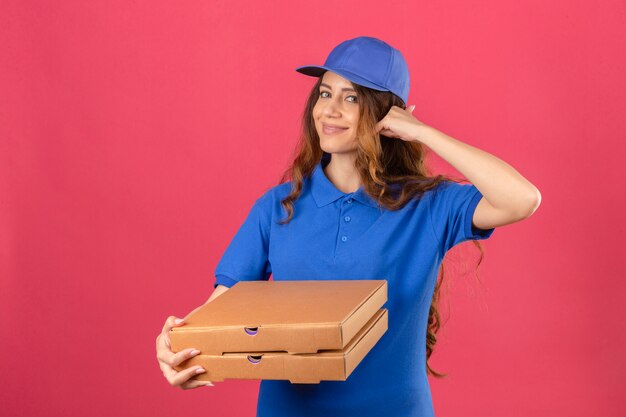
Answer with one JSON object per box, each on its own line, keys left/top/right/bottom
{"left": 427, "top": 181, "right": 495, "bottom": 253}
{"left": 213, "top": 193, "right": 272, "bottom": 288}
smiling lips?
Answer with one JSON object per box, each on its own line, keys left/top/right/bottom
{"left": 322, "top": 123, "right": 349, "bottom": 135}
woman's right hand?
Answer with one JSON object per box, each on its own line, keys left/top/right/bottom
{"left": 156, "top": 315, "right": 214, "bottom": 389}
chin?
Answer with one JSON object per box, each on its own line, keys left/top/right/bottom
{"left": 319, "top": 140, "right": 342, "bottom": 153}
{"left": 320, "top": 144, "right": 357, "bottom": 155}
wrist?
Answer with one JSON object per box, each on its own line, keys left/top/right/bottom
{"left": 411, "top": 124, "right": 434, "bottom": 144}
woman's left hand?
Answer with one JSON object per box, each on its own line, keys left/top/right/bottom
{"left": 375, "top": 105, "right": 429, "bottom": 143}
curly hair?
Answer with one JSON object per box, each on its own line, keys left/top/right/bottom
{"left": 273, "top": 74, "right": 486, "bottom": 378}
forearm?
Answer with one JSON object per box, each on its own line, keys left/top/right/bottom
{"left": 416, "top": 126, "right": 540, "bottom": 215}
{"left": 183, "top": 284, "right": 230, "bottom": 320}
{"left": 206, "top": 284, "right": 230, "bottom": 303}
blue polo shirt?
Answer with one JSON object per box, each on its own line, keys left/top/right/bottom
{"left": 214, "top": 152, "right": 495, "bottom": 417}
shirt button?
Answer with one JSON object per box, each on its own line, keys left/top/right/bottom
{"left": 341, "top": 236, "right": 348, "bottom": 242}
{"left": 347, "top": 198, "right": 353, "bottom": 203}
{"left": 344, "top": 216, "right": 351, "bottom": 222}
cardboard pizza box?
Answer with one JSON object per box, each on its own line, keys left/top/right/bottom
{"left": 169, "top": 279, "right": 388, "bottom": 355}
{"left": 174, "top": 308, "right": 388, "bottom": 384}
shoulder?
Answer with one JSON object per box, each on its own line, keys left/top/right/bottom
{"left": 256, "top": 182, "right": 293, "bottom": 204}
{"left": 251, "top": 182, "right": 294, "bottom": 220}
{"left": 426, "top": 179, "right": 477, "bottom": 200}
{"left": 425, "top": 179, "right": 483, "bottom": 218}
{"left": 429, "top": 179, "right": 460, "bottom": 193}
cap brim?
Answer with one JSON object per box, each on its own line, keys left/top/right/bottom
{"left": 295, "top": 65, "right": 329, "bottom": 77}
{"left": 295, "top": 65, "right": 390, "bottom": 94}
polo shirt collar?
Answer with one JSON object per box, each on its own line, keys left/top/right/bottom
{"left": 310, "top": 153, "right": 380, "bottom": 209}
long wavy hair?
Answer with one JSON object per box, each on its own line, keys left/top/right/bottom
{"left": 274, "top": 75, "right": 486, "bottom": 378}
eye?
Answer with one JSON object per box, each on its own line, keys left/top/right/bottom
{"left": 319, "top": 91, "right": 358, "bottom": 103}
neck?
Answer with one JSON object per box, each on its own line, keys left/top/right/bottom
{"left": 322, "top": 152, "right": 361, "bottom": 194}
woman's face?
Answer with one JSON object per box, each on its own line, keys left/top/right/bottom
{"left": 313, "top": 71, "right": 360, "bottom": 154}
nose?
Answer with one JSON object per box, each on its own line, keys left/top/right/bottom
{"left": 321, "top": 97, "right": 343, "bottom": 117}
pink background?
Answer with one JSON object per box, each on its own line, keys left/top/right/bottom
{"left": 1, "top": 1, "right": 624, "bottom": 416}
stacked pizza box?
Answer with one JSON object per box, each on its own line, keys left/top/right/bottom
{"left": 169, "top": 280, "right": 388, "bottom": 384}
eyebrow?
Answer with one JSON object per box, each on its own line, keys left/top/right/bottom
{"left": 320, "top": 83, "right": 356, "bottom": 93}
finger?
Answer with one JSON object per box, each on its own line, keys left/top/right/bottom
{"left": 409, "top": 105, "right": 415, "bottom": 112}
{"left": 169, "top": 347, "right": 202, "bottom": 368}
{"left": 168, "top": 365, "right": 207, "bottom": 388}
{"left": 157, "top": 345, "right": 200, "bottom": 366}
{"left": 160, "top": 360, "right": 196, "bottom": 385}
{"left": 159, "top": 362, "right": 214, "bottom": 388}
{"left": 180, "top": 378, "right": 215, "bottom": 390}
{"left": 162, "top": 316, "right": 185, "bottom": 334}
{"left": 161, "top": 362, "right": 188, "bottom": 388}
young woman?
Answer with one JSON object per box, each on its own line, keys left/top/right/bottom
{"left": 156, "top": 36, "right": 541, "bottom": 416}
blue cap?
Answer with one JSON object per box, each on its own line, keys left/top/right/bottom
{"left": 295, "top": 36, "right": 410, "bottom": 105}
